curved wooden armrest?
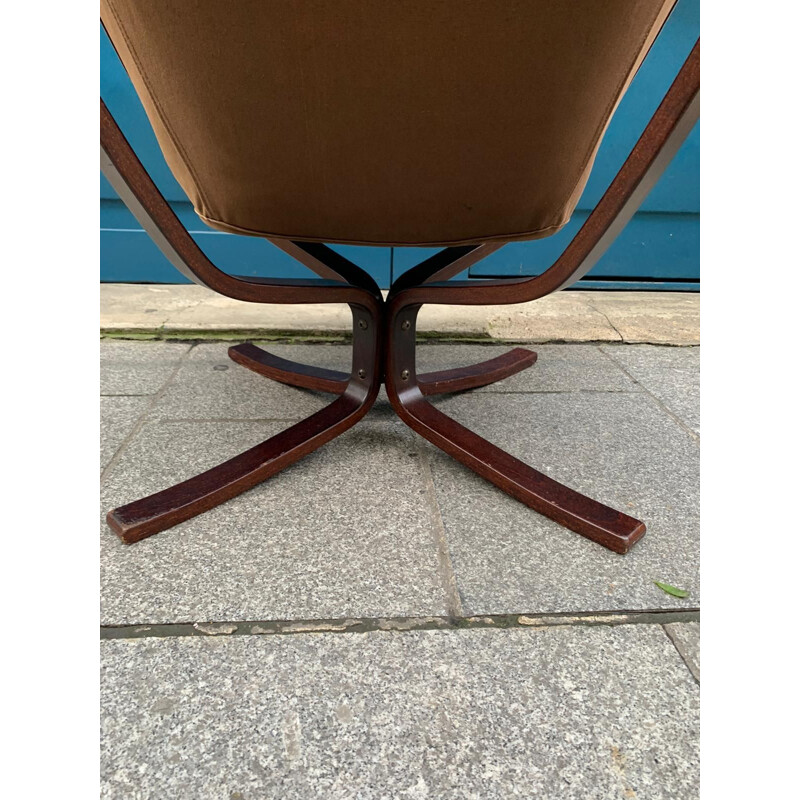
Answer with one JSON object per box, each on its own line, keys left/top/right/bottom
{"left": 101, "top": 100, "right": 381, "bottom": 309}
{"left": 388, "top": 39, "right": 699, "bottom": 306}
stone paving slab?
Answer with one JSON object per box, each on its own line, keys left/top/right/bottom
{"left": 165, "top": 291, "right": 355, "bottom": 333}
{"left": 100, "top": 396, "right": 150, "bottom": 472}
{"left": 100, "top": 340, "right": 191, "bottom": 396}
{"left": 100, "top": 284, "right": 700, "bottom": 345}
{"left": 426, "top": 391, "right": 699, "bottom": 615}
{"left": 601, "top": 344, "right": 700, "bottom": 434}
{"left": 100, "top": 410, "right": 448, "bottom": 625}
{"left": 151, "top": 342, "right": 344, "bottom": 421}
{"left": 587, "top": 293, "right": 700, "bottom": 345}
{"left": 100, "top": 341, "right": 699, "bottom": 623}
{"left": 416, "top": 292, "right": 621, "bottom": 342}
{"left": 665, "top": 622, "right": 700, "bottom": 681}
{"left": 150, "top": 341, "right": 639, "bottom": 422}
{"left": 416, "top": 343, "right": 639, "bottom": 393}
{"left": 101, "top": 625, "right": 699, "bottom": 799}
{"left": 99, "top": 284, "right": 209, "bottom": 329}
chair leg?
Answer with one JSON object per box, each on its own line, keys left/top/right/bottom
{"left": 418, "top": 347, "right": 537, "bottom": 396}
{"left": 230, "top": 343, "right": 537, "bottom": 397}
{"left": 229, "top": 343, "right": 349, "bottom": 395}
{"left": 107, "top": 305, "right": 380, "bottom": 543}
{"left": 385, "top": 304, "right": 645, "bottom": 554}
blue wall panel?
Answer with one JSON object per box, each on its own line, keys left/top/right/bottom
{"left": 101, "top": 0, "right": 698, "bottom": 290}
{"left": 100, "top": 199, "right": 392, "bottom": 284}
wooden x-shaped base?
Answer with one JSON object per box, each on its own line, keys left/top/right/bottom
{"left": 108, "top": 299, "right": 644, "bottom": 554}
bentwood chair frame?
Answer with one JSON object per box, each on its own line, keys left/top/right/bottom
{"left": 101, "top": 36, "right": 699, "bottom": 554}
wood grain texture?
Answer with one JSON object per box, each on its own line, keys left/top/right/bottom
{"left": 108, "top": 305, "right": 380, "bottom": 543}
{"left": 384, "top": 307, "right": 645, "bottom": 554}
{"left": 418, "top": 348, "right": 538, "bottom": 396}
{"left": 228, "top": 343, "right": 350, "bottom": 395}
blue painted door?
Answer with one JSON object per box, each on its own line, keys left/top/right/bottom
{"left": 101, "top": 0, "right": 698, "bottom": 290}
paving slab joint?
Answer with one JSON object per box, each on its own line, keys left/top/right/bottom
{"left": 101, "top": 609, "right": 700, "bottom": 640}
{"left": 663, "top": 622, "right": 700, "bottom": 684}
{"left": 100, "top": 342, "right": 197, "bottom": 484}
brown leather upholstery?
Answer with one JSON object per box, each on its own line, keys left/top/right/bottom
{"left": 101, "top": 0, "right": 675, "bottom": 247}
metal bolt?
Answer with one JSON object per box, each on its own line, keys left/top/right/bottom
{"left": 401, "top": 320, "right": 411, "bottom": 331}
{"left": 358, "top": 319, "right": 368, "bottom": 330}
{"left": 400, "top": 369, "right": 410, "bottom": 381}
{"left": 358, "top": 368, "right": 367, "bottom": 379}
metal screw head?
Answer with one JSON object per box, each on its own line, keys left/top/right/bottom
{"left": 358, "top": 319, "right": 368, "bottom": 330}
{"left": 400, "top": 369, "right": 410, "bottom": 381}
{"left": 358, "top": 368, "right": 367, "bottom": 379}
{"left": 401, "top": 320, "right": 411, "bottom": 331}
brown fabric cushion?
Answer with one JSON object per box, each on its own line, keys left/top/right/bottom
{"left": 101, "top": 0, "right": 675, "bottom": 247}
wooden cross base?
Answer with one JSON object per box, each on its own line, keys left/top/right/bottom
{"left": 107, "top": 299, "right": 645, "bottom": 554}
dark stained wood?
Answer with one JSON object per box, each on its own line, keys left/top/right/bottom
{"left": 418, "top": 348, "right": 538, "bottom": 396}
{"left": 377, "top": 40, "right": 698, "bottom": 553}
{"left": 108, "top": 305, "right": 381, "bottom": 543}
{"left": 108, "top": 393, "right": 369, "bottom": 543}
{"left": 268, "top": 240, "right": 382, "bottom": 294}
{"left": 228, "top": 343, "right": 350, "bottom": 395}
{"left": 383, "top": 306, "right": 645, "bottom": 554}
{"left": 101, "top": 100, "right": 382, "bottom": 315}
{"left": 225, "top": 343, "right": 538, "bottom": 398}
{"left": 101, "top": 102, "right": 382, "bottom": 543}
{"left": 390, "top": 243, "right": 503, "bottom": 293}
{"left": 387, "top": 40, "right": 700, "bottom": 308}
{"left": 100, "top": 40, "right": 698, "bottom": 551}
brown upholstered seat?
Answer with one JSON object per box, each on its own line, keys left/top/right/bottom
{"left": 101, "top": 0, "right": 674, "bottom": 247}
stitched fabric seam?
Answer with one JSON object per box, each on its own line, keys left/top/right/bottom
{"left": 196, "top": 211, "right": 569, "bottom": 247}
